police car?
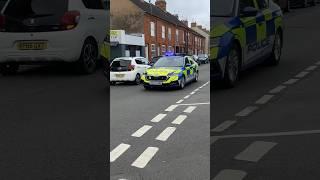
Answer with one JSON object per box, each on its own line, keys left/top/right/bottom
{"left": 141, "top": 54, "right": 199, "bottom": 89}
{"left": 211, "top": 0, "right": 283, "bottom": 87}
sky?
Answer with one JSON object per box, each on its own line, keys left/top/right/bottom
{"left": 146, "top": 0, "right": 210, "bottom": 30}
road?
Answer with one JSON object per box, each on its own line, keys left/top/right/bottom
{"left": 0, "top": 65, "right": 109, "bottom": 180}
{"left": 211, "top": 6, "right": 320, "bottom": 180}
{"left": 110, "top": 63, "right": 210, "bottom": 180}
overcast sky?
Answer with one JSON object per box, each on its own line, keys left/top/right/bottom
{"left": 146, "top": 0, "right": 210, "bottom": 30}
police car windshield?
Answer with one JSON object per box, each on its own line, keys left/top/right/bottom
{"left": 153, "top": 57, "right": 184, "bottom": 67}
{"left": 212, "top": 0, "right": 235, "bottom": 17}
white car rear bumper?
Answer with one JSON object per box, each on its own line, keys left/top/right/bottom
{"left": 110, "top": 71, "right": 137, "bottom": 82}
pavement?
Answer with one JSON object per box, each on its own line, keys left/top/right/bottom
{"left": 0, "top": 65, "right": 109, "bottom": 180}
{"left": 110, "top": 63, "right": 210, "bottom": 180}
{"left": 211, "top": 6, "right": 320, "bottom": 180}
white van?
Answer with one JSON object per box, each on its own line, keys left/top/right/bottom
{"left": 0, "top": 0, "right": 108, "bottom": 75}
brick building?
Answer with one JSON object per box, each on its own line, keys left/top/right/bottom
{"left": 111, "top": 0, "right": 205, "bottom": 60}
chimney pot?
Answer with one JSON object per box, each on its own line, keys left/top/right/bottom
{"left": 155, "top": 0, "right": 167, "bottom": 11}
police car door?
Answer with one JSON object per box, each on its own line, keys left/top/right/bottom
{"left": 239, "top": 0, "right": 262, "bottom": 64}
{"left": 184, "top": 57, "right": 192, "bottom": 81}
{"left": 255, "top": 0, "right": 271, "bottom": 57}
{"left": 259, "top": 0, "right": 275, "bottom": 55}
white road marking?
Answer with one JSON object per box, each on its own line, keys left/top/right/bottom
{"left": 184, "top": 106, "right": 197, "bottom": 113}
{"left": 190, "top": 91, "right": 196, "bottom": 95}
{"left": 295, "top": 71, "right": 309, "bottom": 78}
{"left": 255, "top": 95, "right": 274, "bottom": 105}
{"left": 172, "top": 115, "right": 188, "bottom": 125}
{"left": 176, "top": 99, "right": 184, "bottom": 104}
{"left": 177, "top": 102, "right": 210, "bottom": 106}
{"left": 234, "top": 141, "right": 277, "bottom": 162}
{"left": 235, "top": 106, "right": 258, "bottom": 117}
{"left": 151, "top": 114, "right": 167, "bottom": 123}
{"left": 306, "top": 65, "right": 317, "bottom": 71}
{"left": 165, "top": 105, "right": 178, "bottom": 112}
{"left": 110, "top": 143, "right": 131, "bottom": 162}
{"left": 131, "top": 147, "right": 159, "bottom": 168}
{"left": 194, "top": 88, "right": 200, "bottom": 92}
{"left": 283, "top": 78, "right": 299, "bottom": 85}
{"left": 211, "top": 120, "right": 237, "bottom": 133}
{"left": 269, "top": 85, "right": 286, "bottom": 94}
{"left": 184, "top": 95, "right": 191, "bottom": 99}
{"left": 156, "top": 127, "right": 177, "bottom": 141}
{"left": 131, "top": 125, "right": 152, "bottom": 137}
{"left": 211, "top": 137, "right": 219, "bottom": 144}
{"left": 212, "top": 169, "right": 247, "bottom": 180}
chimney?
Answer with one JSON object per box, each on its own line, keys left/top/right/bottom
{"left": 197, "top": 25, "right": 202, "bottom": 29}
{"left": 174, "top": 14, "right": 179, "bottom": 19}
{"left": 181, "top": 20, "right": 188, "bottom": 27}
{"left": 191, "top": 22, "right": 197, "bottom": 28}
{"left": 155, "top": 0, "right": 167, "bottom": 11}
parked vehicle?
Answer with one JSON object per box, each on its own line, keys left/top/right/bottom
{"left": 193, "top": 55, "right": 200, "bottom": 65}
{"left": 110, "top": 57, "right": 150, "bottom": 85}
{"left": 197, "top": 54, "right": 209, "bottom": 64}
{"left": 289, "top": 0, "right": 316, "bottom": 7}
{"left": 0, "top": 0, "right": 108, "bottom": 75}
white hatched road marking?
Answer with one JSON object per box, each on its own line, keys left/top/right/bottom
{"left": 131, "top": 125, "right": 153, "bottom": 138}
{"left": 306, "top": 65, "right": 317, "bottom": 71}
{"left": 176, "top": 99, "right": 184, "bottom": 104}
{"left": 177, "top": 102, "right": 210, "bottom": 106}
{"left": 234, "top": 141, "right": 277, "bottom": 162}
{"left": 255, "top": 95, "right": 274, "bottom": 105}
{"left": 131, "top": 147, "right": 159, "bottom": 168}
{"left": 172, "top": 115, "right": 188, "bottom": 125}
{"left": 295, "top": 71, "right": 309, "bottom": 78}
{"left": 110, "top": 143, "right": 131, "bottom": 162}
{"left": 269, "top": 85, "right": 286, "bottom": 94}
{"left": 156, "top": 127, "right": 177, "bottom": 141}
{"left": 151, "top": 114, "right": 167, "bottom": 123}
{"left": 165, "top": 105, "right": 178, "bottom": 112}
{"left": 283, "top": 78, "right": 299, "bottom": 85}
{"left": 235, "top": 106, "right": 258, "bottom": 117}
{"left": 184, "top": 106, "right": 197, "bottom": 113}
{"left": 184, "top": 95, "right": 191, "bottom": 99}
{"left": 211, "top": 120, "right": 237, "bottom": 133}
{"left": 212, "top": 169, "right": 247, "bottom": 180}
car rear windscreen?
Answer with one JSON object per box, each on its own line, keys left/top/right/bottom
{"left": 3, "top": 0, "right": 68, "bottom": 32}
{"left": 111, "top": 60, "right": 131, "bottom": 72}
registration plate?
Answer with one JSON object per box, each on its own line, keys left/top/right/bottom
{"left": 149, "top": 81, "right": 162, "bottom": 85}
{"left": 17, "top": 41, "right": 48, "bottom": 50}
{"left": 115, "top": 74, "right": 125, "bottom": 78}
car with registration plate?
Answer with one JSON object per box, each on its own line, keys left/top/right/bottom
{"left": 141, "top": 55, "right": 199, "bottom": 90}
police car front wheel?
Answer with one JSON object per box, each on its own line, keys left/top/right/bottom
{"left": 179, "top": 76, "right": 186, "bottom": 89}
{"left": 223, "top": 45, "right": 240, "bottom": 87}
{"left": 269, "top": 31, "right": 282, "bottom": 66}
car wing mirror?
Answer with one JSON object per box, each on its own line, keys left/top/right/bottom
{"left": 240, "top": 6, "right": 258, "bottom": 17}
{"left": 186, "top": 63, "right": 192, "bottom": 67}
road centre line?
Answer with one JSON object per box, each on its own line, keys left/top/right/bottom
{"left": 165, "top": 105, "right": 178, "bottom": 112}
{"left": 235, "top": 106, "right": 258, "bottom": 117}
{"left": 283, "top": 78, "right": 299, "bottom": 85}
{"left": 131, "top": 147, "right": 159, "bottom": 168}
{"left": 234, "top": 141, "right": 277, "bottom": 162}
{"left": 190, "top": 91, "right": 196, "bottom": 95}
{"left": 177, "top": 102, "right": 210, "bottom": 106}
{"left": 151, "top": 114, "right": 167, "bottom": 123}
{"left": 306, "top": 65, "right": 318, "bottom": 71}
{"left": 172, "top": 115, "right": 188, "bottom": 125}
{"left": 212, "top": 169, "right": 247, "bottom": 180}
{"left": 184, "top": 106, "right": 197, "bottom": 113}
{"left": 184, "top": 95, "right": 191, "bottom": 99}
{"left": 295, "top": 71, "right": 309, "bottom": 78}
{"left": 269, "top": 85, "right": 286, "bottom": 94}
{"left": 110, "top": 143, "right": 131, "bottom": 162}
{"left": 255, "top": 95, "right": 274, "bottom": 105}
{"left": 211, "top": 120, "right": 237, "bottom": 133}
{"left": 131, "top": 125, "right": 153, "bottom": 138}
{"left": 176, "top": 99, "right": 184, "bottom": 104}
{"left": 156, "top": 127, "right": 177, "bottom": 141}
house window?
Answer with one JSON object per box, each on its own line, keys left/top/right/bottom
{"left": 162, "top": 26, "right": 165, "bottom": 39}
{"left": 168, "top": 28, "right": 172, "bottom": 40}
{"left": 176, "top": 29, "right": 179, "bottom": 42}
{"left": 150, "top": 22, "right": 155, "bottom": 37}
{"left": 162, "top": 45, "right": 166, "bottom": 54}
{"left": 168, "top": 46, "right": 172, "bottom": 52}
{"left": 151, "top": 44, "right": 156, "bottom": 58}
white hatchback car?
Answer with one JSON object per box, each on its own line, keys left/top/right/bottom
{"left": 0, "top": 0, "right": 108, "bottom": 75}
{"left": 110, "top": 57, "right": 150, "bottom": 85}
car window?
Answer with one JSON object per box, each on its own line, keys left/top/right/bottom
{"left": 153, "top": 57, "right": 184, "bottom": 67}
{"left": 111, "top": 60, "right": 131, "bottom": 67}
{"left": 185, "top": 57, "right": 190, "bottom": 65}
{"left": 82, "top": 0, "right": 104, "bottom": 10}
{"left": 256, "top": 0, "right": 268, "bottom": 9}
{"left": 135, "top": 59, "right": 144, "bottom": 65}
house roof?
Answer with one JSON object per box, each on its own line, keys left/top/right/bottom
{"left": 129, "top": 0, "right": 204, "bottom": 38}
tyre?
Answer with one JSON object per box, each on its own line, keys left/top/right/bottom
{"left": 194, "top": 71, "right": 199, "bottom": 82}
{"left": 222, "top": 44, "right": 240, "bottom": 88}
{"left": 268, "top": 30, "right": 282, "bottom": 66}
{"left": 134, "top": 74, "right": 141, "bottom": 85}
{"left": 77, "top": 38, "right": 98, "bottom": 74}
{"left": 179, "top": 76, "right": 186, "bottom": 89}
{"left": 0, "top": 63, "right": 19, "bottom": 75}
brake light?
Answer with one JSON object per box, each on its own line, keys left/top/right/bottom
{"left": 60, "top": 11, "right": 80, "bottom": 30}
{"left": 128, "top": 64, "right": 135, "bottom": 71}
{"left": 0, "top": 15, "right": 5, "bottom": 31}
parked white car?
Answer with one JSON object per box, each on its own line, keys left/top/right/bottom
{"left": 0, "top": 0, "right": 108, "bottom": 75}
{"left": 110, "top": 57, "right": 150, "bottom": 85}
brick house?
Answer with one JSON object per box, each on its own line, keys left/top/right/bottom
{"left": 111, "top": 0, "right": 205, "bottom": 60}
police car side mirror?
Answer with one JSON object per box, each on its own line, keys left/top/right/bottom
{"left": 241, "top": 7, "right": 259, "bottom": 17}
{"left": 186, "top": 63, "right": 192, "bottom": 67}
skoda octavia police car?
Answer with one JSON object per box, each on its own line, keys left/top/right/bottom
{"left": 141, "top": 55, "right": 199, "bottom": 90}
{"left": 211, "top": 0, "right": 283, "bottom": 87}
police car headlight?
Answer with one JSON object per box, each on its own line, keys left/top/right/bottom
{"left": 210, "top": 37, "right": 221, "bottom": 47}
